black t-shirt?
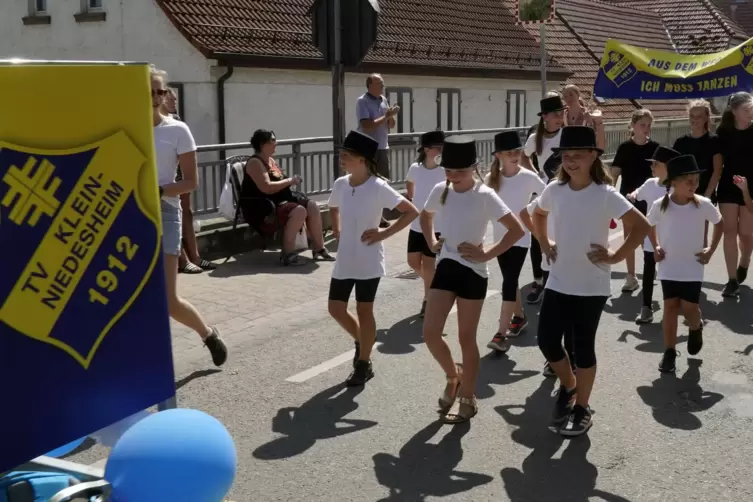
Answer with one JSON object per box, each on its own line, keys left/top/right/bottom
{"left": 672, "top": 133, "right": 719, "bottom": 191}
{"left": 717, "top": 125, "right": 753, "bottom": 186}
{"left": 612, "top": 139, "right": 659, "bottom": 195}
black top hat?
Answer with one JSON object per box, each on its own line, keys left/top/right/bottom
{"left": 551, "top": 126, "right": 603, "bottom": 154}
{"left": 438, "top": 135, "right": 478, "bottom": 170}
{"left": 418, "top": 130, "right": 445, "bottom": 151}
{"left": 665, "top": 155, "right": 704, "bottom": 185}
{"left": 538, "top": 95, "right": 567, "bottom": 116}
{"left": 340, "top": 130, "right": 378, "bottom": 160}
{"left": 493, "top": 131, "right": 523, "bottom": 152}
{"left": 647, "top": 145, "right": 680, "bottom": 164}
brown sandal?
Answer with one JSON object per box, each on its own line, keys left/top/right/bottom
{"left": 438, "top": 364, "right": 462, "bottom": 413}
{"left": 442, "top": 396, "right": 478, "bottom": 424}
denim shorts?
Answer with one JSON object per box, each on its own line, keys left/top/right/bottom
{"left": 161, "top": 200, "right": 182, "bottom": 256}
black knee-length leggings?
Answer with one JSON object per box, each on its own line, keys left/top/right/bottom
{"left": 642, "top": 250, "right": 656, "bottom": 308}
{"left": 530, "top": 235, "right": 544, "bottom": 281}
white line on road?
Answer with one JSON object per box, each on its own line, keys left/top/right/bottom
{"left": 286, "top": 289, "right": 500, "bottom": 383}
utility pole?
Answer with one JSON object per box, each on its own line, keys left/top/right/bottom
{"left": 539, "top": 23, "right": 547, "bottom": 97}
{"left": 331, "top": 0, "right": 345, "bottom": 184}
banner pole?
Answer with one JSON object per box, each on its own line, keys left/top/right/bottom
{"left": 540, "top": 23, "right": 548, "bottom": 97}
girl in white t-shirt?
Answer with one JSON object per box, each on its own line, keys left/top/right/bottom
{"left": 421, "top": 136, "right": 524, "bottom": 425}
{"left": 485, "top": 131, "right": 546, "bottom": 353}
{"left": 405, "top": 130, "right": 446, "bottom": 317}
{"left": 627, "top": 146, "right": 680, "bottom": 324}
{"left": 533, "top": 126, "right": 650, "bottom": 437}
{"left": 524, "top": 93, "right": 566, "bottom": 305}
{"left": 150, "top": 65, "right": 228, "bottom": 368}
{"left": 647, "top": 155, "right": 722, "bottom": 374}
{"left": 328, "top": 130, "right": 418, "bottom": 387}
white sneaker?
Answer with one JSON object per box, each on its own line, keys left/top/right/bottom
{"left": 622, "top": 276, "right": 640, "bottom": 292}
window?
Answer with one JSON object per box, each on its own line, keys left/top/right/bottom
{"left": 437, "top": 89, "right": 461, "bottom": 131}
{"left": 506, "top": 90, "right": 526, "bottom": 128}
{"left": 23, "top": 0, "right": 51, "bottom": 24}
{"left": 385, "top": 87, "right": 413, "bottom": 140}
{"left": 34, "top": 0, "right": 47, "bottom": 13}
{"left": 75, "top": 0, "right": 106, "bottom": 22}
{"left": 87, "top": 0, "right": 103, "bottom": 9}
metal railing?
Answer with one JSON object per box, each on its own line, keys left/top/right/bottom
{"left": 192, "top": 117, "right": 703, "bottom": 216}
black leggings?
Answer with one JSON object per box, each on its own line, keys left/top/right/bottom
{"left": 530, "top": 236, "right": 543, "bottom": 281}
{"left": 497, "top": 246, "right": 529, "bottom": 301}
{"left": 537, "top": 289, "right": 608, "bottom": 369}
{"left": 642, "top": 251, "right": 656, "bottom": 308}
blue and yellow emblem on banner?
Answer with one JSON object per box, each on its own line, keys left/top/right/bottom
{"left": 0, "top": 63, "right": 175, "bottom": 473}
{"left": 594, "top": 38, "right": 753, "bottom": 99}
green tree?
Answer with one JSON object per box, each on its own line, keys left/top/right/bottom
{"left": 519, "top": 0, "right": 553, "bottom": 22}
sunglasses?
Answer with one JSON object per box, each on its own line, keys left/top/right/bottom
{"left": 152, "top": 89, "right": 168, "bottom": 97}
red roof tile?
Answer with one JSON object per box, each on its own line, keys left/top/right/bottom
{"left": 155, "top": 0, "right": 568, "bottom": 73}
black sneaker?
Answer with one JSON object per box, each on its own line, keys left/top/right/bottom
{"left": 346, "top": 359, "right": 374, "bottom": 386}
{"left": 419, "top": 300, "right": 427, "bottom": 318}
{"left": 379, "top": 218, "right": 390, "bottom": 229}
{"left": 737, "top": 266, "right": 749, "bottom": 284}
{"left": 658, "top": 348, "right": 677, "bottom": 373}
{"left": 204, "top": 328, "right": 228, "bottom": 367}
{"left": 722, "top": 279, "right": 740, "bottom": 298}
{"left": 526, "top": 282, "right": 544, "bottom": 304}
{"left": 486, "top": 333, "right": 510, "bottom": 352}
{"left": 542, "top": 362, "right": 556, "bottom": 378}
{"left": 507, "top": 315, "right": 528, "bottom": 337}
{"left": 551, "top": 385, "right": 576, "bottom": 426}
{"left": 688, "top": 322, "right": 703, "bottom": 356}
{"left": 353, "top": 342, "right": 361, "bottom": 367}
{"left": 560, "top": 404, "right": 593, "bottom": 437}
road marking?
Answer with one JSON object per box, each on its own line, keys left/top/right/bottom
{"left": 286, "top": 289, "right": 500, "bottom": 383}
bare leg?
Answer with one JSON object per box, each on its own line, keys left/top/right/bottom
{"left": 738, "top": 206, "right": 753, "bottom": 269}
{"left": 327, "top": 300, "right": 359, "bottom": 341}
{"left": 721, "top": 204, "right": 740, "bottom": 279}
{"left": 423, "top": 289, "right": 457, "bottom": 378}
{"left": 305, "top": 200, "right": 326, "bottom": 250}
{"left": 180, "top": 192, "right": 201, "bottom": 264}
{"left": 356, "top": 302, "right": 377, "bottom": 360}
{"left": 283, "top": 206, "right": 307, "bottom": 254}
{"left": 663, "top": 299, "right": 681, "bottom": 348}
{"left": 623, "top": 219, "right": 636, "bottom": 277}
{"left": 456, "top": 298, "right": 484, "bottom": 400}
{"left": 421, "top": 256, "right": 437, "bottom": 299}
{"left": 163, "top": 254, "right": 211, "bottom": 339}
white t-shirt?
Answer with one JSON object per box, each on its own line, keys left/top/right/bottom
{"left": 647, "top": 196, "right": 721, "bottom": 282}
{"left": 328, "top": 175, "right": 404, "bottom": 280}
{"left": 524, "top": 129, "right": 562, "bottom": 183}
{"left": 635, "top": 177, "right": 669, "bottom": 252}
{"left": 526, "top": 197, "right": 554, "bottom": 272}
{"left": 537, "top": 181, "right": 632, "bottom": 296}
{"left": 154, "top": 116, "right": 196, "bottom": 208}
{"left": 487, "top": 168, "right": 546, "bottom": 248}
{"left": 423, "top": 181, "right": 511, "bottom": 278}
{"left": 406, "top": 162, "right": 446, "bottom": 233}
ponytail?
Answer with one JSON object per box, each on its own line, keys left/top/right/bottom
{"left": 366, "top": 158, "right": 387, "bottom": 180}
{"left": 535, "top": 118, "right": 545, "bottom": 156}
{"left": 416, "top": 149, "right": 427, "bottom": 165}
{"left": 660, "top": 185, "right": 670, "bottom": 212}
{"left": 719, "top": 108, "right": 735, "bottom": 131}
{"left": 439, "top": 179, "right": 450, "bottom": 205}
{"left": 488, "top": 157, "right": 502, "bottom": 191}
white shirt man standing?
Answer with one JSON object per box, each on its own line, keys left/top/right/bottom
{"left": 356, "top": 73, "right": 399, "bottom": 180}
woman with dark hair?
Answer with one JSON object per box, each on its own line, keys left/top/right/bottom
{"left": 532, "top": 126, "right": 650, "bottom": 436}
{"left": 242, "top": 129, "right": 333, "bottom": 265}
{"left": 714, "top": 92, "right": 753, "bottom": 297}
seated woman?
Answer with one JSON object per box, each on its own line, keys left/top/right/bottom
{"left": 242, "top": 129, "right": 334, "bottom": 265}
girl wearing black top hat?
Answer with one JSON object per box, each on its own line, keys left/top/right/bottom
{"left": 406, "top": 130, "right": 446, "bottom": 317}
{"left": 421, "top": 136, "right": 524, "bottom": 424}
{"left": 647, "top": 155, "right": 722, "bottom": 373}
{"left": 485, "top": 131, "right": 546, "bottom": 352}
{"left": 627, "top": 146, "right": 680, "bottom": 324}
{"left": 523, "top": 94, "right": 566, "bottom": 305}
{"left": 610, "top": 108, "right": 659, "bottom": 293}
{"left": 328, "top": 131, "right": 419, "bottom": 387}
{"left": 533, "top": 126, "right": 650, "bottom": 436}
{"left": 714, "top": 92, "right": 753, "bottom": 298}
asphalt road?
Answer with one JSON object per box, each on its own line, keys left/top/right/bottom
{"left": 74, "top": 228, "right": 753, "bottom": 501}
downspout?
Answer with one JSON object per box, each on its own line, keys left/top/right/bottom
{"left": 217, "top": 65, "right": 234, "bottom": 161}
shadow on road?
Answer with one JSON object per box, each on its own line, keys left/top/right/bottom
{"left": 476, "top": 352, "right": 539, "bottom": 400}
{"left": 176, "top": 368, "right": 222, "bottom": 390}
{"left": 618, "top": 325, "right": 687, "bottom": 354}
{"left": 495, "top": 378, "right": 557, "bottom": 449}
{"left": 372, "top": 420, "right": 493, "bottom": 501}
{"left": 698, "top": 288, "right": 753, "bottom": 336}
{"left": 252, "top": 383, "right": 376, "bottom": 460}
{"left": 636, "top": 359, "right": 724, "bottom": 430}
{"left": 209, "top": 248, "right": 321, "bottom": 278}
{"left": 376, "top": 314, "right": 424, "bottom": 355}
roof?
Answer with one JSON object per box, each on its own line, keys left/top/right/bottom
{"left": 607, "top": 0, "right": 749, "bottom": 53}
{"left": 154, "top": 0, "right": 569, "bottom": 76}
{"left": 711, "top": 0, "right": 753, "bottom": 37}
{"left": 517, "top": 0, "right": 688, "bottom": 118}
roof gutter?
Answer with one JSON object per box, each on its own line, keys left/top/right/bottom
{"left": 216, "top": 64, "right": 234, "bottom": 161}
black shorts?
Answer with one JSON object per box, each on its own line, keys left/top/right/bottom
{"left": 329, "top": 277, "right": 381, "bottom": 303}
{"left": 717, "top": 178, "right": 748, "bottom": 206}
{"left": 431, "top": 258, "right": 488, "bottom": 300}
{"left": 661, "top": 280, "right": 702, "bottom": 303}
{"left": 407, "top": 230, "right": 441, "bottom": 257}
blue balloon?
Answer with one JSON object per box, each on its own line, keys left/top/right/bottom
{"left": 45, "top": 436, "right": 86, "bottom": 458}
{"left": 105, "top": 409, "right": 236, "bottom": 502}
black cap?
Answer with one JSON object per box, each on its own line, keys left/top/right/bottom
{"left": 340, "top": 130, "right": 378, "bottom": 160}
{"left": 665, "top": 154, "right": 704, "bottom": 186}
{"left": 538, "top": 95, "right": 566, "bottom": 116}
{"left": 418, "top": 130, "right": 445, "bottom": 151}
{"left": 493, "top": 131, "right": 523, "bottom": 152}
{"left": 648, "top": 145, "right": 680, "bottom": 164}
{"left": 551, "top": 126, "right": 603, "bottom": 154}
{"left": 438, "top": 135, "right": 478, "bottom": 170}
